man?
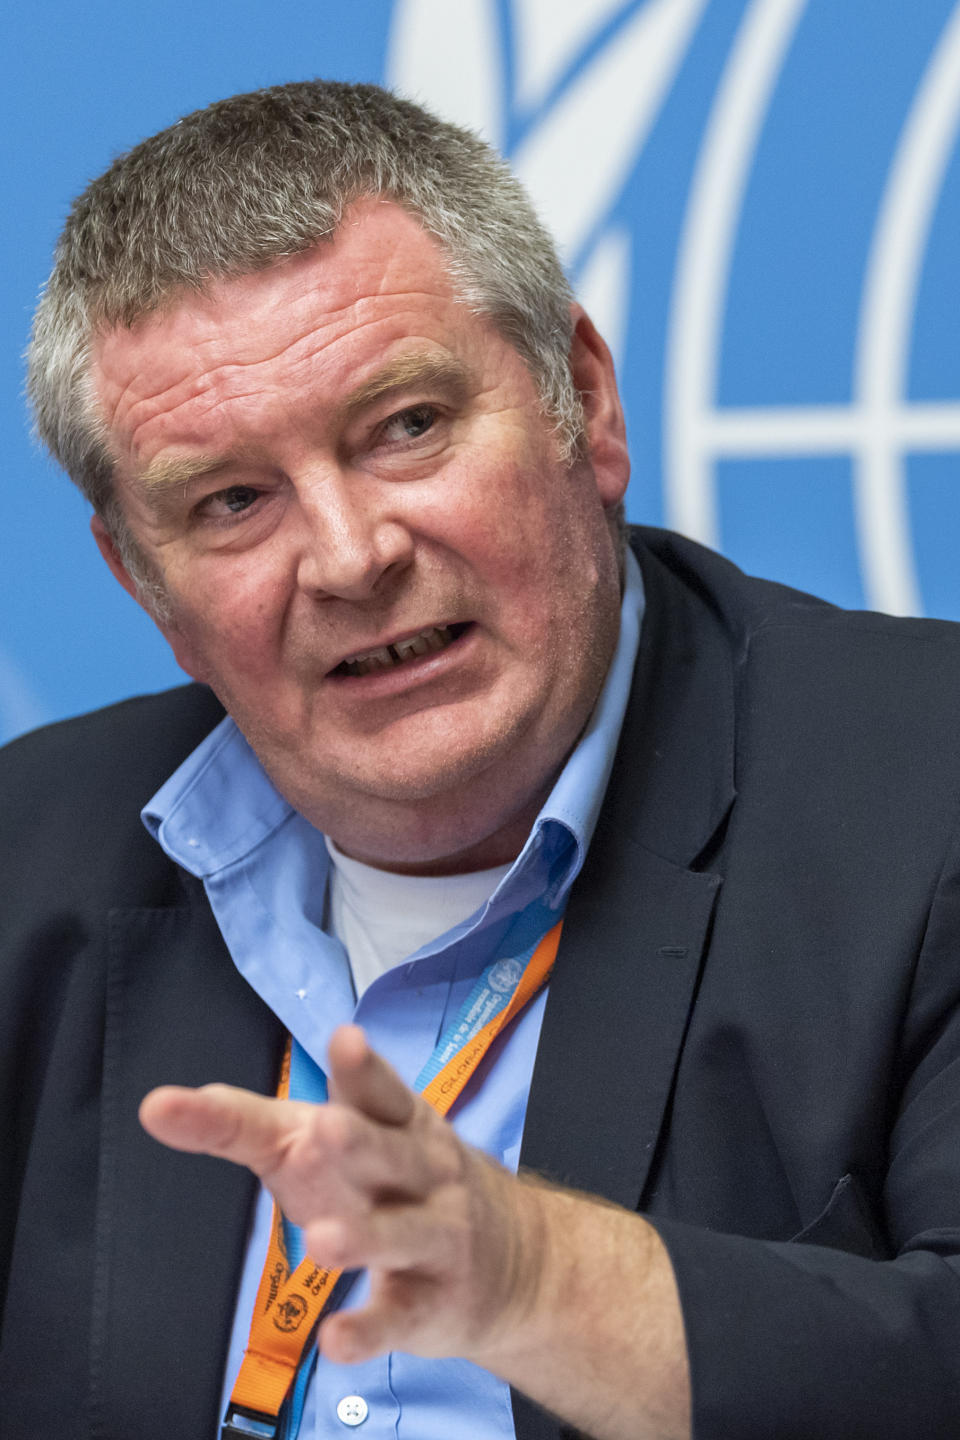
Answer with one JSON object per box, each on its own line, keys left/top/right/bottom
{"left": 3, "top": 79, "right": 960, "bottom": 1440}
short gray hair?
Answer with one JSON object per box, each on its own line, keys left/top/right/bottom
{"left": 27, "top": 81, "right": 586, "bottom": 536}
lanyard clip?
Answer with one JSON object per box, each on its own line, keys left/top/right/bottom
{"left": 221, "top": 1404, "right": 280, "bottom": 1438}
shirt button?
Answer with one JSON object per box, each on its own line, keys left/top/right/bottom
{"left": 336, "top": 1394, "right": 369, "bottom": 1427}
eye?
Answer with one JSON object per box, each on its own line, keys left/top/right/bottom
{"left": 381, "top": 404, "right": 437, "bottom": 443}
{"left": 200, "top": 484, "right": 261, "bottom": 518}
{"left": 221, "top": 485, "right": 260, "bottom": 512}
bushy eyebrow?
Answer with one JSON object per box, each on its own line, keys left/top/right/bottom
{"left": 341, "top": 350, "right": 470, "bottom": 417}
{"left": 140, "top": 453, "right": 238, "bottom": 494}
{"left": 137, "top": 349, "right": 470, "bottom": 497}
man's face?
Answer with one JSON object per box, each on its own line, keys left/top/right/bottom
{"left": 91, "top": 200, "right": 629, "bottom": 871}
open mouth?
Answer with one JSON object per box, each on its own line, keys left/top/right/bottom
{"left": 332, "top": 622, "right": 471, "bottom": 678}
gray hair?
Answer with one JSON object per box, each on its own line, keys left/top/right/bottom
{"left": 27, "top": 80, "right": 623, "bottom": 599}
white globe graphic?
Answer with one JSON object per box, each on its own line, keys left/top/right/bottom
{"left": 665, "top": 0, "right": 960, "bottom": 617}
{"left": 387, "top": 0, "right": 960, "bottom": 618}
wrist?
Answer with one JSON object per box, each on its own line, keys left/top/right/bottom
{"left": 467, "top": 1170, "right": 635, "bottom": 1377}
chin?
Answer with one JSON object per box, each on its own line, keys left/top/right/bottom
{"left": 280, "top": 735, "right": 543, "bottom": 860}
{"left": 340, "top": 705, "right": 542, "bottom": 798}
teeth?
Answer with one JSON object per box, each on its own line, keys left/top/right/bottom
{"left": 339, "top": 625, "right": 458, "bottom": 677}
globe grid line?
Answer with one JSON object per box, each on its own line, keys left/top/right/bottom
{"left": 667, "top": 0, "right": 960, "bottom": 618}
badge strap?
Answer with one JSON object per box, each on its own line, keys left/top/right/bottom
{"left": 222, "top": 919, "right": 562, "bottom": 1437}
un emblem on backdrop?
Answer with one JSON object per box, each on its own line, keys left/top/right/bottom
{"left": 7, "top": 2, "right": 960, "bottom": 744}
{"left": 386, "top": 0, "right": 960, "bottom": 619}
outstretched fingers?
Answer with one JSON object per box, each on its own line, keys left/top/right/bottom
{"left": 137, "top": 1032, "right": 549, "bottom": 1370}
{"left": 304, "top": 1187, "right": 464, "bottom": 1275}
{"left": 327, "top": 1024, "right": 417, "bottom": 1125}
{"left": 319, "top": 1274, "right": 442, "bottom": 1365}
{"left": 141, "top": 1083, "right": 454, "bottom": 1207}
{"left": 139, "top": 1082, "right": 295, "bottom": 1173}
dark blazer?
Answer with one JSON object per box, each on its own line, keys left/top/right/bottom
{"left": 4, "top": 529, "right": 960, "bottom": 1439}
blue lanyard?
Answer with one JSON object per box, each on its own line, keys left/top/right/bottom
{"left": 278, "top": 920, "right": 557, "bottom": 1439}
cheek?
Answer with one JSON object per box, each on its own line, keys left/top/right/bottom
{"left": 430, "top": 456, "right": 563, "bottom": 575}
{"left": 164, "top": 566, "right": 285, "bottom": 679}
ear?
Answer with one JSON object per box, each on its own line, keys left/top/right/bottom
{"left": 568, "top": 305, "right": 630, "bottom": 508}
{"left": 90, "top": 514, "right": 208, "bottom": 682}
{"left": 90, "top": 513, "right": 144, "bottom": 604}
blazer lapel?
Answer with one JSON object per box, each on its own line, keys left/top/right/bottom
{"left": 520, "top": 837, "right": 721, "bottom": 1208}
{"left": 89, "top": 894, "right": 285, "bottom": 1440}
{"left": 520, "top": 531, "right": 737, "bottom": 1199}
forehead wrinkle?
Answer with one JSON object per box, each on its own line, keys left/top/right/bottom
{"left": 124, "top": 302, "right": 458, "bottom": 433}
{"left": 97, "top": 285, "right": 383, "bottom": 419}
{"left": 97, "top": 244, "right": 465, "bottom": 419}
{"left": 187, "top": 271, "right": 455, "bottom": 375}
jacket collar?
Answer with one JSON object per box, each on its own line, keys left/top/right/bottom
{"left": 604, "top": 528, "right": 737, "bottom": 868}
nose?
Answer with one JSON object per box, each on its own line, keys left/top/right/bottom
{"left": 292, "top": 471, "right": 414, "bottom": 601}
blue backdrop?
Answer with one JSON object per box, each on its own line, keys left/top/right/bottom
{"left": 4, "top": 0, "right": 960, "bottom": 742}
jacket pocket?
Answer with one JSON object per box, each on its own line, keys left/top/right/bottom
{"left": 789, "top": 1172, "right": 890, "bottom": 1260}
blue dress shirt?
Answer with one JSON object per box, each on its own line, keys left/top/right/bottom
{"left": 143, "top": 552, "right": 643, "bottom": 1440}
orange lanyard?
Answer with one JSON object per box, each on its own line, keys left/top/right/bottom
{"left": 222, "top": 919, "right": 562, "bottom": 1439}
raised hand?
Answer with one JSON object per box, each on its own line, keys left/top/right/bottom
{"left": 139, "top": 1024, "right": 546, "bottom": 1365}
{"left": 139, "top": 1024, "right": 690, "bottom": 1440}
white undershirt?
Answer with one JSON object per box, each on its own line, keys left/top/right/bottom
{"left": 324, "top": 836, "right": 512, "bottom": 997}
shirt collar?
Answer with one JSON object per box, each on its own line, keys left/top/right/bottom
{"left": 143, "top": 548, "right": 644, "bottom": 895}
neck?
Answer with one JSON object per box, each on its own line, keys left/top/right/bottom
{"left": 329, "top": 789, "right": 546, "bottom": 876}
